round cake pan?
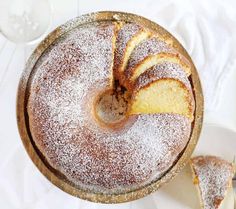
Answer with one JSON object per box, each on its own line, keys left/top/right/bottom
{"left": 16, "top": 11, "right": 204, "bottom": 203}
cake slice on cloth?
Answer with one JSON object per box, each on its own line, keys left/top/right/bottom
{"left": 190, "top": 156, "right": 235, "bottom": 209}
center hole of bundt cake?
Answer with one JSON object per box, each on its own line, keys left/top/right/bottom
{"left": 94, "top": 87, "right": 129, "bottom": 125}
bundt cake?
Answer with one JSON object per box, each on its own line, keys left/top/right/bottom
{"left": 27, "top": 21, "right": 195, "bottom": 194}
{"left": 190, "top": 156, "right": 235, "bottom": 209}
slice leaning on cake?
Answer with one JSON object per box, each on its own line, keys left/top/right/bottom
{"left": 113, "top": 22, "right": 150, "bottom": 83}
{"left": 129, "top": 61, "right": 194, "bottom": 120}
{"left": 190, "top": 155, "right": 235, "bottom": 209}
{"left": 122, "top": 36, "right": 191, "bottom": 89}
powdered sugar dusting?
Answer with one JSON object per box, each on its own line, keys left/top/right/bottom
{"left": 27, "top": 22, "right": 192, "bottom": 194}
{"left": 191, "top": 156, "right": 234, "bottom": 209}
{"left": 114, "top": 23, "right": 142, "bottom": 71}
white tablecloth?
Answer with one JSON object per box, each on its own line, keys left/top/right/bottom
{"left": 0, "top": 0, "right": 236, "bottom": 208}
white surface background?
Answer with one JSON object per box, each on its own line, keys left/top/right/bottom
{"left": 0, "top": 0, "right": 236, "bottom": 208}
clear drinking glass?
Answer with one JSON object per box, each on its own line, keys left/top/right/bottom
{"left": 0, "top": 0, "right": 52, "bottom": 44}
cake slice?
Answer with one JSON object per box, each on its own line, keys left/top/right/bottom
{"left": 129, "top": 52, "right": 191, "bottom": 83}
{"left": 113, "top": 22, "right": 150, "bottom": 82}
{"left": 190, "top": 156, "right": 235, "bottom": 209}
{"left": 124, "top": 37, "right": 191, "bottom": 88}
{"left": 129, "top": 62, "right": 194, "bottom": 120}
